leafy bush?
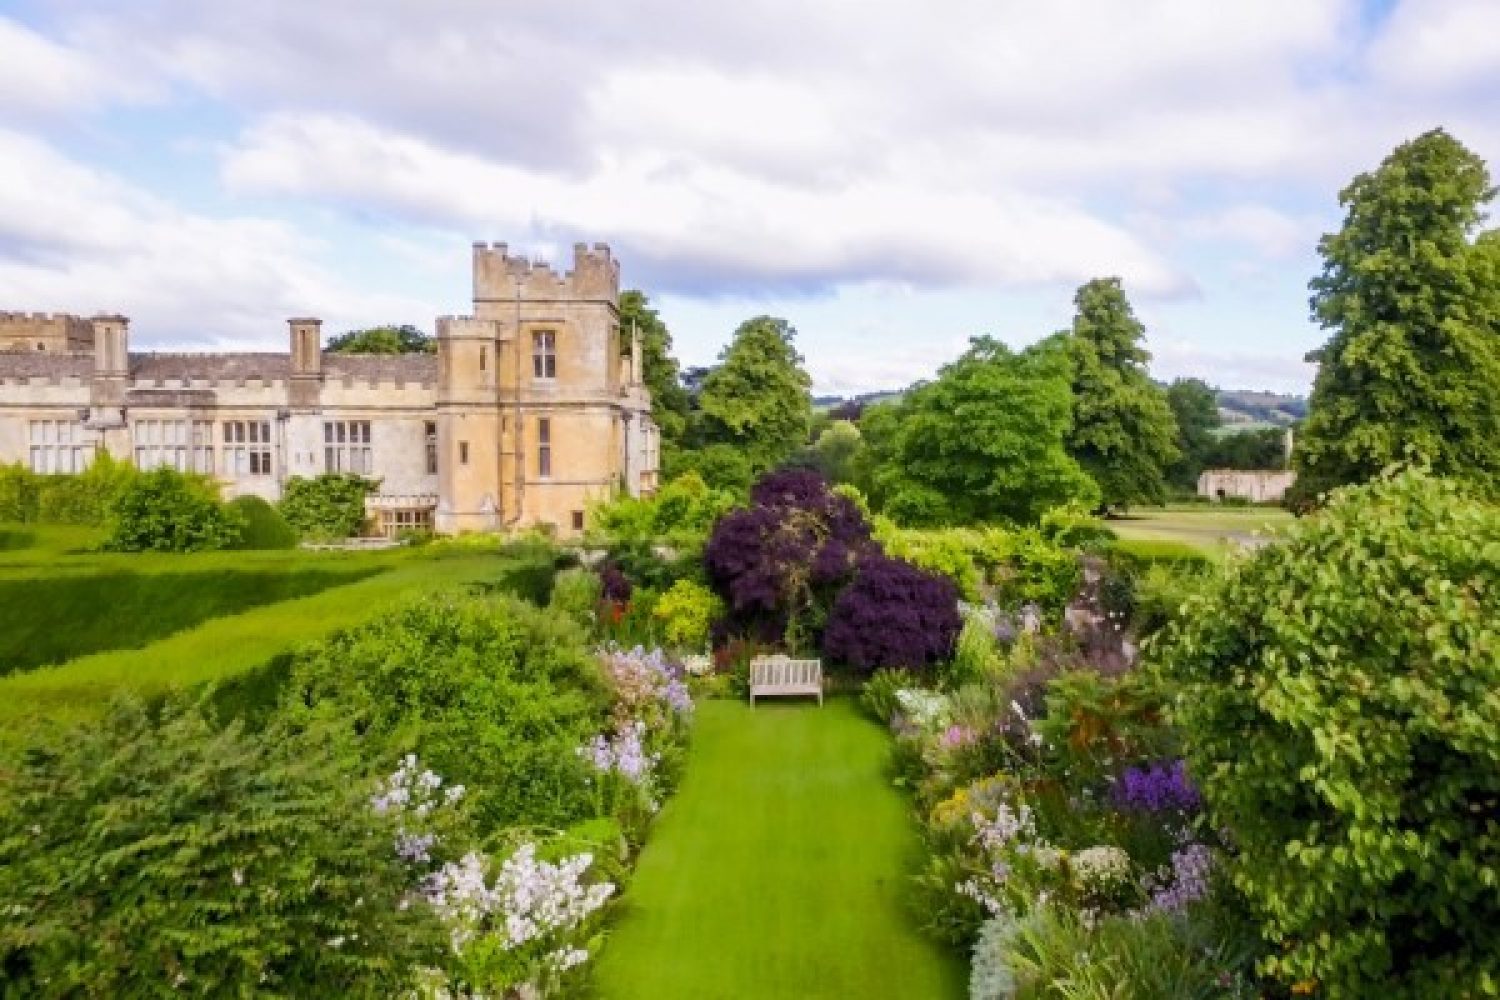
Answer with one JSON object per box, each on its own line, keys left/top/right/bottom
{"left": 1153, "top": 470, "right": 1500, "bottom": 997}
{"left": 282, "top": 592, "right": 611, "bottom": 830}
{"left": 651, "top": 578, "right": 723, "bottom": 650}
{"left": 983, "top": 529, "right": 1081, "bottom": 613}
{"left": 0, "top": 699, "right": 441, "bottom": 996}
{"left": 550, "top": 566, "right": 603, "bottom": 629}
{"left": 860, "top": 668, "right": 908, "bottom": 724}
{"left": 279, "top": 473, "right": 378, "bottom": 540}
{"left": 228, "top": 494, "right": 298, "bottom": 550}
{"left": 103, "top": 466, "right": 244, "bottom": 552}
{"left": 874, "top": 520, "right": 985, "bottom": 601}
{"left": 0, "top": 463, "right": 39, "bottom": 522}
{"left": 822, "top": 552, "right": 961, "bottom": 673}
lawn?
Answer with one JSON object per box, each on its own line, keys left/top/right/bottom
{"left": 591, "top": 698, "right": 965, "bottom": 1000}
{"left": 1107, "top": 504, "right": 1292, "bottom": 556}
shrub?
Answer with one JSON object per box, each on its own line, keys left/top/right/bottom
{"left": 859, "top": 668, "right": 908, "bottom": 724}
{"left": 651, "top": 578, "right": 723, "bottom": 650}
{"left": 228, "top": 494, "right": 298, "bottom": 549}
{"left": 0, "top": 463, "right": 39, "bottom": 522}
{"left": 822, "top": 552, "right": 961, "bottom": 673}
{"left": 282, "top": 592, "right": 611, "bottom": 831}
{"left": 35, "top": 453, "right": 139, "bottom": 525}
{"left": 550, "top": 566, "right": 603, "bottom": 629}
{"left": 279, "top": 473, "right": 378, "bottom": 540}
{"left": 982, "top": 528, "right": 1081, "bottom": 613}
{"left": 1153, "top": 470, "right": 1500, "bottom": 997}
{"left": 103, "top": 466, "right": 243, "bottom": 552}
{"left": 873, "top": 520, "right": 985, "bottom": 601}
{"left": 0, "top": 699, "right": 441, "bottom": 996}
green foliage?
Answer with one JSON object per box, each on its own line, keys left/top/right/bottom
{"left": 587, "top": 473, "right": 738, "bottom": 591}
{"left": 283, "top": 592, "right": 610, "bottom": 830}
{"left": 697, "top": 315, "right": 813, "bottom": 473}
{"left": 103, "top": 466, "right": 243, "bottom": 552}
{"left": 1165, "top": 377, "right": 1222, "bottom": 489}
{"left": 651, "top": 578, "right": 723, "bottom": 650}
{"left": 873, "top": 519, "right": 985, "bottom": 601}
{"left": 0, "top": 699, "right": 440, "bottom": 996}
{"left": 1107, "top": 537, "right": 1214, "bottom": 571}
{"left": 861, "top": 336, "right": 1099, "bottom": 525}
{"left": 0, "top": 463, "right": 39, "bottom": 522}
{"left": 1126, "top": 561, "right": 1213, "bottom": 637}
{"left": 325, "top": 323, "right": 434, "bottom": 353}
{"left": 1297, "top": 128, "right": 1500, "bottom": 502}
{"left": 1038, "top": 505, "right": 1116, "bottom": 548}
{"left": 802, "top": 419, "right": 864, "bottom": 484}
{"left": 549, "top": 566, "right": 602, "bottom": 630}
{"left": 1204, "top": 427, "right": 1286, "bottom": 470}
{"left": 662, "top": 442, "right": 756, "bottom": 493}
{"left": 0, "top": 565, "right": 372, "bottom": 675}
{"left": 279, "top": 473, "right": 378, "bottom": 540}
{"left": 620, "top": 290, "right": 691, "bottom": 451}
{"left": 1065, "top": 279, "right": 1180, "bottom": 509}
{"left": 228, "top": 494, "right": 298, "bottom": 550}
{"left": 860, "top": 668, "right": 908, "bottom": 724}
{"left": 984, "top": 528, "right": 1081, "bottom": 613}
{"left": 1153, "top": 470, "right": 1500, "bottom": 997}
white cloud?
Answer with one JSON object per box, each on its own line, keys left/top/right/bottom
{"left": 0, "top": 16, "right": 120, "bottom": 120}
{"left": 1178, "top": 205, "right": 1324, "bottom": 259}
{"left": 1149, "top": 337, "right": 1316, "bottom": 394}
{"left": 1367, "top": 0, "right": 1500, "bottom": 94}
{"left": 0, "top": 129, "right": 434, "bottom": 348}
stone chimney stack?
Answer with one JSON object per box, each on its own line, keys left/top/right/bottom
{"left": 90, "top": 314, "right": 129, "bottom": 377}
{"left": 288, "top": 317, "right": 323, "bottom": 409}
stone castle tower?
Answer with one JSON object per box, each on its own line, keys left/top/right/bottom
{"left": 434, "top": 242, "right": 655, "bottom": 533}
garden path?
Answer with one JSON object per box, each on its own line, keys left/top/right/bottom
{"left": 591, "top": 697, "right": 965, "bottom": 999}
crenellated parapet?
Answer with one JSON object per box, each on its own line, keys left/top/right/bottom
{"left": 470, "top": 241, "right": 620, "bottom": 303}
{"left": 0, "top": 311, "right": 95, "bottom": 352}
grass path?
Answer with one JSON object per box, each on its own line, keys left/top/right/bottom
{"left": 592, "top": 698, "right": 965, "bottom": 1000}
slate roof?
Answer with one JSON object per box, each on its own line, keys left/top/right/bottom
{"left": 0, "top": 351, "right": 438, "bottom": 385}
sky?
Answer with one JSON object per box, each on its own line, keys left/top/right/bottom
{"left": 0, "top": 1, "right": 1496, "bottom": 396}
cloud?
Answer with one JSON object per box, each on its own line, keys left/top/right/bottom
{"left": 0, "top": 17, "right": 122, "bottom": 120}
{"left": 222, "top": 112, "right": 1189, "bottom": 297}
{"left": 1366, "top": 0, "right": 1500, "bottom": 95}
{"left": 0, "top": 129, "right": 434, "bottom": 348}
{"left": 1149, "top": 337, "right": 1317, "bottom": 394}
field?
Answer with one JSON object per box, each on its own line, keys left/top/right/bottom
{"left": 1107, "top": 504, "right": 1293, "bottom": 556}
{"left": 0, "top": 525, "right": 550, "bottom": 737}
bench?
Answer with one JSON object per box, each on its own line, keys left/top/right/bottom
{"left": 749, "top": 655, "right": 823, "bottom": 706}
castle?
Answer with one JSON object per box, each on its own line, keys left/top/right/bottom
{"left": 0, "top": 242, "right": 659, "bottom": 536}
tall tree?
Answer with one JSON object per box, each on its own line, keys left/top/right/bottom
{"left": 1165, "top": 377, "right": 1222, "bottom": 489}
{"left": 618, "top": 290, "right": 690, "bottom": 451}
{"left": 862, "top": 335, "right": 1098, "bottom": 525}
{"left": 698, "top": 316, "right": 812, "bottom": 473}
{"left": 1296, "top": 128, "right": 1500, "bottom": 500}
{"left": 1065, "top": 278, "right": 1179, "bottom": 509}
{"left": 325, "top": 324, "right": 434, "bottom": 354}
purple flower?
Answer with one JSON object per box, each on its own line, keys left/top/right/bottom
{"left": 1111, "top": 759, "right": 1202, "bottom": 815}
{"left": 1144, "top": 843, "right": 1214, "bottom": 914}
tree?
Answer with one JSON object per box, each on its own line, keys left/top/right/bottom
{"left": 1065, "top": 279, "right": 1179, "bottom": 509}
{"left": 1164, "top": 378, "right": 1221, "bottom": 489}
{"left": 618, "top": 290, "right": 690, "bottom": 451}
{"left": 326, "top": 324, "right": 434, "bottom": 354}
{"left": 279, "top": 474, "right": 378, "bottom": 540}
{"left": 698, "top": 316, "right": 812, "bottom": 473}
{"left": 802, "top": 419, "right": 864, "bottom": 485}
{"left": 1296, "top": 128, "right": 1500, "bottom": 501}
{"left": 1203, "top": 427, "right": 1286, "bottom": 470}
{"left": 103, "top": 466, "right": 243, "bottom": 552}
{"left": 1153, "top": 470, "right": 1500, "bottom": 996}
{"left": 861, "top": 336, "right": 1098, "bottom": 526}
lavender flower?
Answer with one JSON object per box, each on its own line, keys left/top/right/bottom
{"left": 1143, "top": 843, "right": 1214, "bottom": 914}
{"left": 1111, "top": 759, "right": 1202, "bottom": 815}
{"left": 578, "top": 720, "right": 657, "bottom": 784}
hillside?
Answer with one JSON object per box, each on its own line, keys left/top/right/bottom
{"left": 816, "top": 386, "right": 1308, "bottom": 424}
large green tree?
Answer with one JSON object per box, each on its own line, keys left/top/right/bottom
{"left": 618, "top": 290, "right": 690, "bottom": 451}
{"left": 1164, "top": 378, "right": 1222, "bottom": 489}
{"left": 1065, "top": 279, "right": 1179, "bottom": 509}
{"left": 1296, "top": 128, "right": 1500, "bottom": 501}
{"left": 860, "top": 335, "right": 1098, "bottom": 525}
{"left": 697, "top": 316, "right": 812, "bottom": 473}
{"left": 325, "top": 324, "right": 434, "bottom": 354}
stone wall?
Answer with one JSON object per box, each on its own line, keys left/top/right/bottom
{"left": 1198, "top": 469, "right": 1296, "bottom": 503}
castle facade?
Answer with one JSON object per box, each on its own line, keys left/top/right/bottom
{"left": 0, "top": 242, "right": 659, "bottom": 536}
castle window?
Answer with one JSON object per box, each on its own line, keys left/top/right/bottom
{"left": 537, "top": 418, "right": 552, "bottom": 478}
{"left": 132, "top": 419, "right": 213, "bottom": 473}
{"left": 532, "top": 330, "right": 556, "bottom": 380}
{"left": 479, "top": 345, "right": 487, "bottom": 373}
{"left": 28, "top": 419, "right": 92, "bottom": 474}
{"left": 459, "top": 441, "right": 469, "bottom": 465}
{"left": 571, "top": 510, "right": 584, "bottom": 531}
{"left": 425, "top": 422, "right": 438, "bottom": 475}
{"left": 323, "top": 420, "right": 372, "bottom": 475}
{"left": 379, "top": 507, "right": 434, "bottom": 539}
{"left": 223, "top": 420, "right": 272, "bottom": 477}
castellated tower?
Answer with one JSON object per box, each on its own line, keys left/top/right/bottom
{"left": 435, "top": 241, "right": 647, "bottom": 534}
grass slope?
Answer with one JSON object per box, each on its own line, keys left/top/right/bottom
{"left": 0, "top": 551, "right": 519, "bottom": 737}
{"left": 1108, "top": 505, "right": 1292, "bottom": 556}
{"left": 592, "top": 698, "right": 965, "bottom": 1000}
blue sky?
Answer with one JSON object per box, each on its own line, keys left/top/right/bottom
{"left": 0, "top": 0, "right": 1496, "bottom": 395}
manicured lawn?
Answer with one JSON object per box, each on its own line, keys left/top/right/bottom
{"left": 592, "top": 698, "right": 965, "bottom": 1000}
{"left": 1108, "top": 504, "right": 1292, "bottom": 555}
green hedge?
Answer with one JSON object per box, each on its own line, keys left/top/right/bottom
{"left": 1106, "top": 537, "right": 1214, "bottom": 571}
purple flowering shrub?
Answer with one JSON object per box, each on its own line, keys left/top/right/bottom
{"left": 1111, "top": 759, "right": 1202, "bottom": 816}
{"left": 822, "top": 553, "right": 961, "bottom": 673}
{"left": 704, "top": 468, "right": 875, "bottom": 648}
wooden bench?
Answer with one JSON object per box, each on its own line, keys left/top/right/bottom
{"left": 749, "top": 655, "right": 823, "bottom": 706}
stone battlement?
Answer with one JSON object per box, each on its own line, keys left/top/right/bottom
{"left": 471, "top": 241, "right": 620, "bottom": 302}
{"left": 0, "top": 311, "right": 95, "bottom": 352}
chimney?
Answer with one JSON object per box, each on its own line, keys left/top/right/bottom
{"left": 90, "top": 314, "right": 129, "bottom": 377}
{"left": 289, "top": 317, "right": 323, "bottom": 376}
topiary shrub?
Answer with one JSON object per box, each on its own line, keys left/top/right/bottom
{"left": 279, "top": 474, "right": 377, "bottom": 541}
{"left": 228, "top": 494, "right": 298, "bottom": 550}
{"left": 822, "top": 552, "right": 961, "bottom": 673}
{"left": 1153, "top": 470, "right": 1500, "bottom": 997}
{"left": 0, "top": 699, "right": 441, "bottom": 996}
{"left": 103, "top": 466, "right": 243, "bottom": 552}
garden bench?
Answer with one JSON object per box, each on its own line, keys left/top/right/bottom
{"left": 748, "top": 655, "right": 823, "bottom": 706}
